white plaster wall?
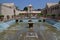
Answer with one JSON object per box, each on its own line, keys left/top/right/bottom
{"left": 32, "top": 11, "right": 41, "bottom": 13}
{"left": 17, "top": 11, "right": 41, "bottom": 14}
{"left": 1, "top": 5, "right": 14, "bottom": 20}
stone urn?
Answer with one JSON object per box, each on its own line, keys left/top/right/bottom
{"left": 28, "top": 20, "right": 33, "bottom": 28}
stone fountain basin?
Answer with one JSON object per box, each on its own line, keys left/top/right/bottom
{"left": 0, "top": 20, "right": 15, "bottom": 32}
{"left": 19, "top": 19, "right": 39, "bottom": 23}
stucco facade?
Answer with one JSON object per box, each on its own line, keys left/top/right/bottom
{"left": 42, "top": 3, "right": 60, "bottom": 19}
{"left": 0, "top": 3, "right": 15, "bottom": 20}
{"left": 0, "top": 3, "right": 41, "bottom": 20}
{"left": 46, "top": 3, "right": 60, "bottom": 15}
{"left": 17, "top": 4, "right": 41, "bottom": 18}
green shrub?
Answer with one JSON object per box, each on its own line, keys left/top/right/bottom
{"left": 46, "top": 14, "right": 51, "bottom": 17}
{"left": 58, "top": 14, "right": 60, "bottom": 16}
{"left": 0, "top": 14, "right": 4, "bottom": 21}
{"left": 0, "top": 14, "right": 4, "bottom": 17}
{"left": 38, "top": 13, "right": 43, "bottom": 17}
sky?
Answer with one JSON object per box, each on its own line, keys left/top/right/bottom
{"left": 0, "top": 0, "right": 60, "bottom": 10}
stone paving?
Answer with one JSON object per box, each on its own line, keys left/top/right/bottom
{"left": 0, "top": 22, "right": 59, "bottom": 40}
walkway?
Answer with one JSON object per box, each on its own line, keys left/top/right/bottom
{"left": 0, "top": 22, "right": 59, "bottom": 40}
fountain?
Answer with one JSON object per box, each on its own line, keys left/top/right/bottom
{"left": 53, "top": 22, "right": 60, "bottom": 31}
{"left": 28, "top": 21, "right": 33, "bottom": 28}
{"left": 0, "top": 20, "right": 15, "bottom": 32}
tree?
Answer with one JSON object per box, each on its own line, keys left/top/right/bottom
{"left": 46, "top": 14, "right": 52, "bottom": 18}
{"left": 58, "top": 14, "right": 60, "bottom": 16}
{"left": 19, "top": 13, "right": 23, "bottom": 18}
{"left": 19, "top": 13, "right": 23, "bottom": 16}
{"left": 59, "top": 1, "right": 60, "bottom": 4}
{"left": 23, "top": 7, "right": 28, "bottom": 11}
{"left": 38, "top": 13, "right": 43, "bottom": 17}
{"left": 37, "top": 9, "right": 41, "bottom": 11}
{"left": 0, "top": 14, "right": 4, "bottom": 21}
{"left": 46, "top": 14, "right": 51, "bottom": 17}
{"left": 15, "top": 6, "right": 20, "bottom": 10}
{"left": 51, "top": 14, "right": 56, "bottom": 19}
{"left": 0, "top": 14, "right": 4, "bottom": 18}
{"left": 57, "top": 14, "right": 60, "bottom": 20}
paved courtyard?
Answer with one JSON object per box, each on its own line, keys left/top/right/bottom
{"left": 0, "top": 0, "right": 60, "bottom": 40}
{"left": 0, "top": 21, "right": 59, "bottom": 40}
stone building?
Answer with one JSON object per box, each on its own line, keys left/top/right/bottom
{"left": 0, "top": 3, "right": 16, "bottom": 20}
{"left": 17, "top": 4, "right": 41, "bottom": 19}
{"left": 42, "top": 3, "right": 60, "bottom": 19}
{"left": 0, "top": 3, "right": 41, "bottom": 21}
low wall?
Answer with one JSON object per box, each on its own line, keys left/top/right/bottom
{"left": 0, "top": 20, "right": 15, "bottom": 32}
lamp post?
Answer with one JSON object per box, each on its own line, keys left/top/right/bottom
{"left": 13, "top": 9, "right": 16, "bottom": 19}
{"left": 13, "top": 6, "right": 18, "bottom": 23}
{"left": 13, "top": 6, "right": 16, "bottom": 19}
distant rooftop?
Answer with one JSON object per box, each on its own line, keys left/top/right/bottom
{"left": 46, "top": 3, "right": 58, "bottom": 8}
{"left": 28, "top": 4, "right": 32, "bottom": 6}
{"left": 2, "top": 3, "right": 15, "bottom": 7}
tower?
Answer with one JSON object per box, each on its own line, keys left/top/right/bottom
{"left": 28, "top": 4, "right": 32, "bottom": 13}
{"left": 28, "top": 4, "right": 33, "bottom": 18}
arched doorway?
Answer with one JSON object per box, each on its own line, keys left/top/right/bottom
{"left": 7, "top": 15, "right": 10, "bottom": 20}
